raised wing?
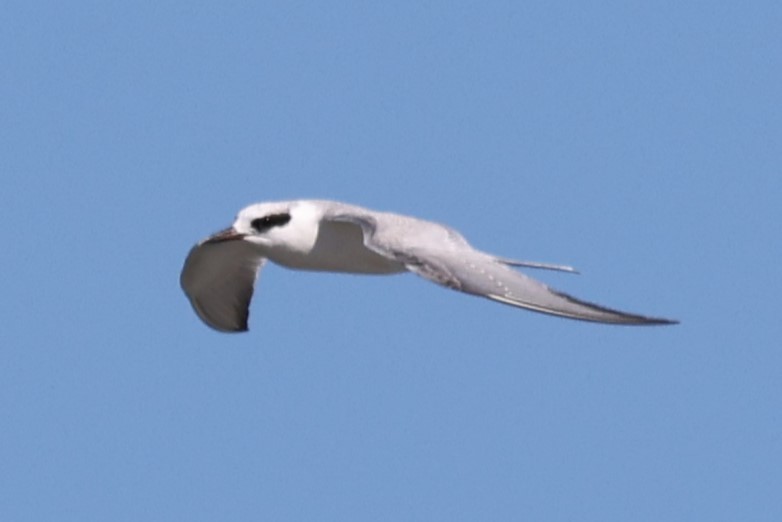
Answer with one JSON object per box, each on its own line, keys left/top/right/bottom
{"left": 326, "top": 210, "right": 677, "bottom": 325}
{"left": 180, "top": 237, "right": 265, "bottom": 332}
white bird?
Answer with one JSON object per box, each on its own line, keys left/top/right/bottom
{"left": 180, "top": 199, "right": 678, "bottom": 332}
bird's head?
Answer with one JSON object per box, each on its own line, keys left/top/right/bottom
{"left": 204, "top": 200, "right": 321, "bottom": 254}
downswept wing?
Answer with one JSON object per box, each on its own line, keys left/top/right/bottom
{"left": 327, "top": 211, "right": 677, "bottom": 325}
{"left": 180, "top": 238, "right": 266, "bottom": 332}
{"left": 455, "top": 255, "right": 678, "bottom": 325}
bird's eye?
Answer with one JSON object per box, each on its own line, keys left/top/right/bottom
{"left": 250, "top": 213, "right": 291, "bottom": 232}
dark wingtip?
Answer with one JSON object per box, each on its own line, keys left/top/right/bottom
{"left": 218, "top": 313, "right": 250, "bottom": 333}
{"left": 223, "top": 326, "right": 249, "bottom": 334}
{"left": 187, "top": 297, "right": 251, "bottom": 333}
{"left": 204, "top": 321, "right": 249, "bottom": 333}
{"left": 550, "top": 289, "right": 680, "bottom": 326}
{"left": 649, "top": 318, "right": 680, "bottom": 326}
{"left": 625, "top": 318, "right": 679, "bottom": 326}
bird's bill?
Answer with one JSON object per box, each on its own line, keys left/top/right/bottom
{"left": 202, "top": 227, "right": 246, "bottom": 244}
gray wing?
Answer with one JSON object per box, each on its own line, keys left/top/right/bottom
{"left": 445, "top": 255, "right": 677, "bottom": 324}
{"left": 327, "top": 210, "right": 677, "bottom": 325}
{"left": 180, "top": 239, "right": 265, "bottom": 332}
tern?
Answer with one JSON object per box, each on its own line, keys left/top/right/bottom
{"left": 180, "top": 199, "right": 678, "bottom": 332}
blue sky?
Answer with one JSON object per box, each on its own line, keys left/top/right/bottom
{"left": 2, "top": 1, "right": 780, "bottom": 520}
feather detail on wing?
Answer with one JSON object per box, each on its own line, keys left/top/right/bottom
{"left": 326, "top": 211, "right": 677, "bottom": 325}
{"left": 420, "top": 252, "right": 677, "bottom": 325}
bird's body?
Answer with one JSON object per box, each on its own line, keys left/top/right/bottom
{"left": 181, "top": 199, "right": 678, "bottom": 332}
{"left": 258, "top": 204, "right": 407, "bottom": 274}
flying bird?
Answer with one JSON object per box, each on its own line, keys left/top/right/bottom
{"left": 180, "top": 199, "right": 678, "bottom": 332}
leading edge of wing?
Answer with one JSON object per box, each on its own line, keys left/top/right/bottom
{"left": 486, "top": 288, "right": 678, "bottom": 325}
{"left": 412, "top": 251, "right": 678, "bottom": 325}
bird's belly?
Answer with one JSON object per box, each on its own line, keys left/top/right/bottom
{"left": 267, "top": 220, "right": 405, "bottom": 274}
{"left": 268, "top": 245, "right": 405, "bottom": 274}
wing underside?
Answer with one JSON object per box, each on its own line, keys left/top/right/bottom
{"left": 180, "top": 239, "right": 265, "bottom": 332}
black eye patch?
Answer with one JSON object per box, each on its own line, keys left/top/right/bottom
{"left": 250, "top": 213, "right": 291, "bottom": 232}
